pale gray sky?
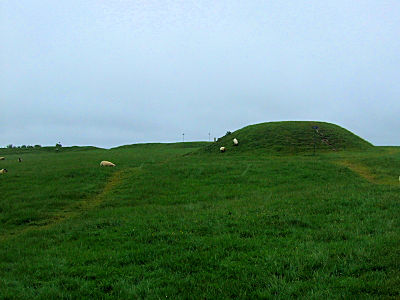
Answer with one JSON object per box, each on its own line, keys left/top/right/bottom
{"left": 1, "top": 1, "right": 399, "bottom": 148}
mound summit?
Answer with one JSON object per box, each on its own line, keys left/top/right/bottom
{"left": 203, "top": 121, "right": 373, "bottom": 154}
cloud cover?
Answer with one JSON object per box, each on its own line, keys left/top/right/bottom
{"left": 1, "top": 0, "right": 400, "bottom": 147}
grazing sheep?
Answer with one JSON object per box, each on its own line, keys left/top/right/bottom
{"left": 0, "top": 157, "right": 4, "bottom": 160}
{"left": 100, "top": 160, "right": 116, "bottom": 167}
{"left": 0, "top": 168, "right": 8, "bottom": 174}
{"left": 220, "top": 147, "right": 226, "bottom": 153}
{"left": 18, "top": 157, "right": 22, "bottom": 162}
{"left": 233, "top": 138, "right": 238, "bottom": 146}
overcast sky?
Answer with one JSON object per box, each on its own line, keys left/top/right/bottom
{"left": 1, "top": 1, "right": 399, "bottom": 148}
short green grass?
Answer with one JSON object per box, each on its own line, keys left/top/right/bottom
{"left": 0, "top": 142, "right": 399, "bottom": 298}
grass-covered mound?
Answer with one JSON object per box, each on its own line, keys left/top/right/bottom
{"left": 203, "top": 121, "right": 373, "bottom": 154}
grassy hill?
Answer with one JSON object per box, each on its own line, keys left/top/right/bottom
{"left": 0, "top": 141, "right": 399, "bottom": 298}
{"left": 0, "top": 146, "right": 101, "bottom": 155}
{"left": 203, "top": 121, "right": 373, "bottom": 154}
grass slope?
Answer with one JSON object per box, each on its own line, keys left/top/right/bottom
{"left": 0, "top": 146, "right": 101, "bottom": 155}
{"left": 0, "top": 143, "right": 399, "bottom": 298}
{"left": 203, "top": 121, "right": 373, "bottom": 154}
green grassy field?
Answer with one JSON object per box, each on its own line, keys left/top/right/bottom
{"left": 1, "top": 132, "right": 400, "bottom": 298}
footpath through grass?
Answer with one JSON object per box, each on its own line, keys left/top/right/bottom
{"left": 0, "top": 144, "right": 399, "bottom": 298}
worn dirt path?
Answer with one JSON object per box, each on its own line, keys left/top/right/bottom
{"left": 0, "top": 168, "right": 138, "bottom": 242}
{"left": 336, "top": 160, "right": 398, "bottom": 185}
{"left": 337, "top": 160, "right": 377, "bottom": 184}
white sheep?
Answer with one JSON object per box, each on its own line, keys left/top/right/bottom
{"left": 233, "top": 138, "right": 238, "bottom": 146}
{"left": 100, "top": 161, "right": 116, "bottom": 167}
{"left": 220, "top": 147, "right": 226, "bottom": 153}
{"left": 0, "top": 157, "right": 5, "bottom": 160}
{"left": 0, "top": 168, "right": 8, "bottom": 174}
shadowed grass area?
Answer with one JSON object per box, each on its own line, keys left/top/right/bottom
{"left": 0, "top": 141, "right": 399, "bottom": 298}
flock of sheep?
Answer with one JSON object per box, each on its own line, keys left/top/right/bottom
{"left": 0, "top": 156, "right": 23, "bottom": 174}
{"left": 0, "top": 156, "right": 8, "bottom": 174}
{"left": 220, "top": 138, "right": 239, "bottom": 152}
{"left": 1, "top": 138, "right": 239, "bottom": 174}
